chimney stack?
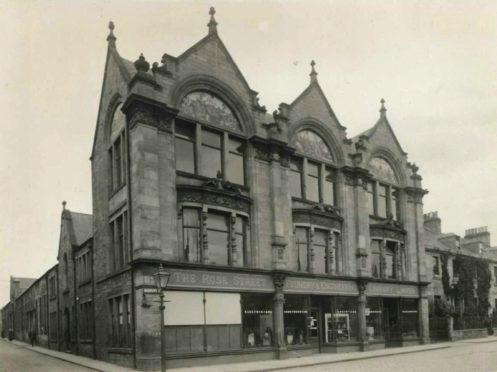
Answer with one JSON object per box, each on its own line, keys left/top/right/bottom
{"left": 424, "top": 211, "right": 441, "bottom": 233}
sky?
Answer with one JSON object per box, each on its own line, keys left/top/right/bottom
{"left": 0, "top": 0, "right": 496, "bottom": 307}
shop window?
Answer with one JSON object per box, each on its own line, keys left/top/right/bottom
{"left": 109, "top": 211, "right": 129, "bottom": 272}
{"left": 164, "top": 291, "right": 241, "bottom": 353}
{"left": 174, "top": 120, "right": 196, "bottom": 173}
{"left": 295, "top": 227, "right": 309, "bottom": 272}
{"left": 284, "top": 295, "right": 309, "bottom": 345}
{"left": 181, "top": 208, "right": 248, "bottom": 267}
{"left": 241, "top": 295, "right": 273, "bottom": 347}
{"left": 325, "top": 296, "right": 358, "bottom": 343}
{"left": 366, "top": 298, "right": 384, "bottom": 340}
{"left": 371, "top": 240, "right": 381, "bottom": 278}
{"left": 289, "top": 158, "right": 303, "bottom": 198}
{"left": 401, "top": 299, "right": 419, "bottom": 337}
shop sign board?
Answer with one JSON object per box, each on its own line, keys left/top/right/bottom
{"left": 367, "top": 282, "right": 418, "bottom": 298}
{"left": 144, "top": 268, "right": 275, "bottom": 292}
{"left": 285, "top": 277, "right": 358, "bottom": 295}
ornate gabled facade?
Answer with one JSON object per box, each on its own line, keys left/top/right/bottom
{"left": 87, "top": 8, "right": 430, "bottom": 369}
{"left": 2, "top": 8, "right": 435, "bottom": 371}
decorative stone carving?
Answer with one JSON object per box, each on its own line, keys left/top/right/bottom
{"left": 177, "top": 185, "right": 251, "bottom": 214}
{"left": 122, "top": 94, "right": 178, "bottom": 132}
{"left": 273, "top": 272, "right": 286, "bottom": 292}
{"left": 311, "top": 203, "right": 340, "bottom": 217}
{"left": 292, "top": 208, "right": 342, "bottom": 230}
{"left": 369, "top": 157, "right": 398, "bottom": 184}
{"left": 202, "top": 172, "right": 242, "bottom": 194}
{"left": 294, "top": 130, "right": 333, "bottom": 161}
{"left": 179, "top": 91, "right": 242, "bottom": 132}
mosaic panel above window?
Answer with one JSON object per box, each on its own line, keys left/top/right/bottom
{"left": 294, "top": 130, "right": 333, "bottom": 162}
{"left": 179, "top": 91, "right": 242, "bottom": 132}
{"left": 369, "top": 157, "right": 398, "bottom": 184}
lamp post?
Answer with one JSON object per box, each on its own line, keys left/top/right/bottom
{"left": 153, "top": 264, "right": 170, "bottom": 372}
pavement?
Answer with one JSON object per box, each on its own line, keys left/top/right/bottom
{"left": 2, "top": 336, "right": 497, "bottom": 372}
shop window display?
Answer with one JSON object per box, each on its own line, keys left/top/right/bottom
{"left": 241, "top": 294, "right": 273, "bottom": 347}
{"left": 284, "top": 295, "right": 309, "bottom": 345}
{"left": 325, "top": 297, "right": 358, "bottom": 343}
{"left": 366, "top": 297, "right": 384, "bottom": 340}
{"left": 401, "top": 299, "right": 419, "bottom": 337}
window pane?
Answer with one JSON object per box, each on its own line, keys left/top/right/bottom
{"left": 184, "top": 228, "right": 201, "bottom": 263}
{"left": 207, "top": 213, "right": 228, "bottom": 231}
{"left": 296, "top": 227, "right": 308, "bottom": 272}
{"left": 306, "top": 174, "right": 319, "bottom": 202}
{"left": 201, "top": 146, "right": 222, "bottom": 178}
{"left": 234, "top": 216, "right": 246, "bottom": 267}
{"left": 378, "top": 185, "right": 387, "bottom": 218}
{"left": 323, "top": 168, "right": 335, "bottom": 205}
{"left": 207, "top": 230, "right": 229, "bottom": 265}
{"left": 228, "top": 137, "right": 244, "bottom": 154}
{"left": 371, "top": 240, "right": 381, "bottom": 278}
{"left": 284, "top": 296, "right": 309, "bottom": 345}
{"left": 366, "top": 298, "right": 384, "bottom": 340}
{"left": 385, "top": 244, "right": 396, "bottom": 279}
{"left": 242, "top": 295, "right": 273, "bottom": 347}
{"left": 313, "top": 243, "right": 327, "bottom": 274}
{"left": 202, "top": 129, "right": 222, "bottom": 148}
{"left": 289, "top": 159, "right": 303, "bottom": 198}
{"left": 366, "top": 182, "right": 375, "bottom": 215}
{"left": 392, "top": 188, "right": 399, "bottom": 220}
{"left": 227, "top": 153, "right": 244, "bottom": 185}
{"left": 329, "top": 297, "right": 359, "bottom": 342}
{"left": 176, "top": 120, "right": 195, "bottom": 140}
{"left": 175, "top": 137, "right": 195, "bottom": 173}
{"left": 307, "top": 162, "right": 319, "bottom": 177}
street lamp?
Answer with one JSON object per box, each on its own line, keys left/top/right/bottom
{"left": 153, "top": 264, "right": 170, "bottom": 372}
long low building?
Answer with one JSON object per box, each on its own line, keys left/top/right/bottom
{"left": 1, "top": 7, "right": 495, "bottom": 371}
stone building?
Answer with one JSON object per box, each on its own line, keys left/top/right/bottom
{"left": 2, "top": 8, "right": 436, "bottom": 370}
{"left": 424, "top": 212, "right": 497, "bottom": 340}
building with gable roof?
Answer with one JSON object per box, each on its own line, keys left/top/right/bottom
{"left": 14, "top": 6, "right": 497, "bottom": 370}
{"left": 86, "top": 7, "right": 431, "bottom": 369}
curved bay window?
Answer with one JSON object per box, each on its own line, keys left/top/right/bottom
{"left": 175, "top": 91, "right": 246, "bottom": 186}
{"left": 180, "top": 206, "right": 249, "bottom": 267}
{"left": 294, "top": 226, "right": 342, "bottom": 274}
{"left": 290, "top": 130, "right": 337, "bottom": 206}
{"left": 370, "top": 238, "right": 406, "bottom": 280}
{"left": 367, "top": 156, "right": 401, "bottom": 220}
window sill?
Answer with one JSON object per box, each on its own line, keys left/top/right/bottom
{"left": 109, "top": 182, "right": 127, "bottom": 199}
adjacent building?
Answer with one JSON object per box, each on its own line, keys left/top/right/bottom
{"left": 1, "top": 7, "right": 492, "bottom": 371}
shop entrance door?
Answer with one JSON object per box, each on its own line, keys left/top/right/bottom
{"left": 308, "top": 307, "right": 321, "bottom": 352}
{"left": 383, "top": 298, "right": 401, "bottom": 347}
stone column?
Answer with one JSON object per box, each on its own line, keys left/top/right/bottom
{"left": 357, "top": 279, "right": 368, "bottom": 350}
{"left": 272, "top": 273, "right": 286, "bottom": 359}
{"left": 418, "top": 285, "right": 430, "bottom": 344}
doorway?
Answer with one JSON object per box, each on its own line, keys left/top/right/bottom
{"left": 383, "top": 298, "right": 401, "bottom": 347}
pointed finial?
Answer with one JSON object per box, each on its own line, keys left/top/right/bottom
{"left": 310, "top": 60, "right": 318, "bottom": 83}
{"left": 134, "top": 53, "right": 150, "bottom": 73}
{"left": 380, "top": 98, "right": 387, "bottom": 117}
{"left": 208, "top": 7, "right": 218, "bottom": 35}
{"left": 107, "top": 21, "right": 116, "bottom": 47}
{"left": 62, "top": 200, "right": 67, "bottom": 210}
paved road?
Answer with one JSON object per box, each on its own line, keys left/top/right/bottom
{"left": 283, "top": 340, "right": 497, "bottom": 372}
{"left": 0, "top": 339, "right": 93, "bottom": 372}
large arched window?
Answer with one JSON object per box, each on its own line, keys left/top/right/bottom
{"left": 366, "top": 156, "right": 400, "bottom": 220}
{"left": 109, "top": 103, "right": 126, "bottom": 191}
{"left": 175, "top": 91, "right": 246, "bottom": 186}
{"left": 290, "top": 129, "right": 336, "bottom": 205}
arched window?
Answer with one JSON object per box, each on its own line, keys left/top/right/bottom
{"left": 109, "top": 103, "right": 126, "bottom": 191}
{"left": 175, "top": 91, "right": 246, "bottom": 185}
{"left": 366, "top": 156, "right": 400, "bottom": 220}
{"left": 290, "top": 129, "right": 336, "bottom": 205}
